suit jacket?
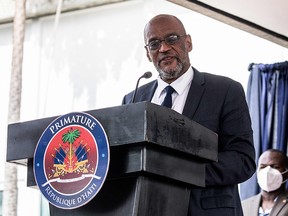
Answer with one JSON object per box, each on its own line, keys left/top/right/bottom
{"left": 122, "top": 68, "right": 256, "bottom": 216}
{"left": 242, "top": 191, "right": 288, "bottom": 216}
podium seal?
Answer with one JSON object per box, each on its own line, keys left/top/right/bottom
{"left": 33, "top": 112, "right": 110, "bottom": 209}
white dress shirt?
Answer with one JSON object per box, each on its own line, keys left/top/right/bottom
{"left": 151, "top": 67, "right": 194, "bottom": 114}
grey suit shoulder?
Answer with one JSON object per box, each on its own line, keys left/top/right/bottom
{"left": 242, "top": 191, "right": 288, "bottom": 216}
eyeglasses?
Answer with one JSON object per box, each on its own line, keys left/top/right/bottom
{"left": 145, "top": 34, "right": 186, "bottom": 51}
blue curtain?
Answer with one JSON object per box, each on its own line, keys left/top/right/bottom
{"left": 240, "top": 61, "right": 288, "bottom": 200}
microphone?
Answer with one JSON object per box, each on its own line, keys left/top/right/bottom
{"left": 131, "top": 71, "right": 152, "bottom": 103}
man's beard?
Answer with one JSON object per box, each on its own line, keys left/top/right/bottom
{"left": 157, "top": 60, "right": 185, "bottom": 80}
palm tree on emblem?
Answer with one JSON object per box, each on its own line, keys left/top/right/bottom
{"left": 62, "top": 128, "right": 81, "bottom": 172}
{"left": 53, "top": 127, "right": 90, "bottom": 177}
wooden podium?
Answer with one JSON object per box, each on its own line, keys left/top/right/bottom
{"left": 7, "top": 102, "right": 218, "bottom": 216}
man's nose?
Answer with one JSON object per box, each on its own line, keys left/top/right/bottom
{"left": 158, "top": 41, "right": 172, "bottom": 52}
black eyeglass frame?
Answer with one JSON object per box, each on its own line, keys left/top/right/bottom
{"left": 145, "top": 34, "right": 187, "bottom": 51}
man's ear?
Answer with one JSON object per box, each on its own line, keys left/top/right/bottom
{"left": 186, "top": 34, "right": 193, "bottom": 52}
{"left": 145, "top": 47, "right": 152, "bottom": 62}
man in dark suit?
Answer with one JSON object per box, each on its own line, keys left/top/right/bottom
{"left": 242, "top": 149, "right": 288, "bottom": 216}
{"left": 122, "top": 14, "right": 256, "bottom": 216}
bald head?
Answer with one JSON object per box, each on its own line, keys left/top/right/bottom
{"left": 144, "top": 14, "right": 186, "bottom": 44}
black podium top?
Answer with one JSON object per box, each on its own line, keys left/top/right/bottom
{"left": 7, "top": 102, "right": 217, "bottom": 165}
{"left": 7, "top": 102, "right": 218, "bottom": 188}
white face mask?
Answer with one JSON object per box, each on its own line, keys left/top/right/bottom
{"left": 257, "top": 166, "right": 288, "bottom": 192}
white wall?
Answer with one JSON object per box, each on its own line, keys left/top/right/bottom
{"left": 20, "top": 0, "right": 288, "bottom": 122}
{"left": 1, "top": 0, "right": 288, "bottom": 215}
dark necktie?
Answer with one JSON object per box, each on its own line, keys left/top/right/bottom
{"left": 161, "top": 86, "right": 175, "bottom": 108}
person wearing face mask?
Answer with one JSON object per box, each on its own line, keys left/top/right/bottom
{"left": 122, "top": 14, "right": 256, "bottom": 216}
{"left": 242, "top": 149, "right": 288, "bottom": 216}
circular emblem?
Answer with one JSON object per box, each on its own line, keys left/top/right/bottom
{"left": 33, "top": 112, "right": 110, "bottom": 209}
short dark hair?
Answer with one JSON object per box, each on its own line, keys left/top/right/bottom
{"left": 266, "top": 149, "right": 288, "bottom": 169}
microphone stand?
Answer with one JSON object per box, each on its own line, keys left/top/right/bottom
{"left": 131, "top": 71, "right": 152, "bottom": 103}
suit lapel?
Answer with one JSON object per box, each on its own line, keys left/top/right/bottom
{"left": 182, "top": 68, "right": 205, "bottom": 119}
{"left": 137, "top": 80, "right": 158, "bottom": 102}
{"left": 270, "top": 191, "right": 288, "bottom": 216}
{"left": 252, "top": 194, "right": 262, "bottom": 216}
